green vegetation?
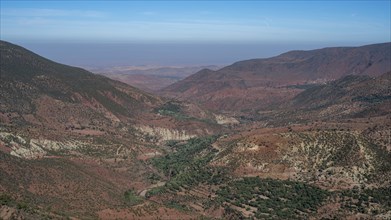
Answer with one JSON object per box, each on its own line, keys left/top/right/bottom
{"left": 149, "top": 137, "right": 332, "bottom": 219}
{"left": 156, "top": 101, "right": 182, "bottom": 115}
{"left": 0, "top": 193, "right": 31, "bottom": 211}
{"left": 0, "top": 194, "right": 12, "bottom": 206}
{"left": 145, "top": 186, "right": 167, "bottom": 198}
{"left": 124, "top": 189, "right": 143, "bottom": 206}
{"left": 163, "top": 200, "right": 189, "bottom": 212}
{"left": 154, "top": 101, "right": 215, "bottom": 124}
{"left": 216, "top": 177, "right": 330, "bottom": 219}
{"left": 352, "top": 94, "right": 391, "bottom": 103}
{"left": 286, "top": 84, "right": 320, "bottom": 90}
{"left": 338, "top": 186, "right": 391, "bottom": 215}
{"left": 155, "top": 101, "right": 189, "bottom": 120}
{"left": 148, "top": 136, "right": 229, "bottom": 197}
{"left": 151, "top": 136, "right": 218, "bottom": 178}
{"left": 147, "top": 173, "right": 161, "bottom": 184}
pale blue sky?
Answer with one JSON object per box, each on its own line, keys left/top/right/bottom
{"left": 1, "top": 1, "right": 390, "bottom": 66}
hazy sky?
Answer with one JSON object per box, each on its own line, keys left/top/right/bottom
{"left": 1, "top": 0, "right": 390, "bottom": 67}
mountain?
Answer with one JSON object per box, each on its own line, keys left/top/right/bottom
{"left": 0, "top": 40, "right": 229, "bottom": 140}
{"left": 0, "top": 41, "right": 232, "bottom": 218}
{"left": 290, "top": 71, "right": 391, "bottom": 119}
{"left": 249, "top": 71, "right": 391, "bottom": 126}
{"left": 162, "top": 43, "right": 391, "bottom": 112}
{"left": 0, "top": 41, "right": 161, "bottom": 128}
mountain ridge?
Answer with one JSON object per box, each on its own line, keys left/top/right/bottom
{"left": 162, "top": 42, "right": 391, "bottom": 112}
{"left": 0, "top": 40, "right": 230, "bottom": 154}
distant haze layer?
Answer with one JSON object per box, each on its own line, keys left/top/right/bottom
{"left": 15, "top": 41, "right": 379, "bottom": 68}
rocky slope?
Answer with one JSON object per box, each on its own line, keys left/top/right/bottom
{"left": 247, "top": 71, "right": 391, "bottom": 127}
{"left": 291, "top": 71, "right": 391, "bottom": 118}
{"left": 162, "top": 42, "right": 391, "bottom": 112}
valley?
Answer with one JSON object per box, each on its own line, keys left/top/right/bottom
{"left": 0, "top": 40, "right": 390, "bottom": 220}
{"left": 90, "top": 65, "right": 221, "bottom": 92}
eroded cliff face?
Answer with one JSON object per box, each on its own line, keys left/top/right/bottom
{"left": 0, "top": 132, "right": 82, "bottom": 159}
{"left": 135, "top": 125, "right": 196, "bottom": 141}
{"left": 213, "top": 114, "right": 239, "bottom": 125}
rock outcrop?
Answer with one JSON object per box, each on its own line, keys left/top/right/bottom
{"left": 135, "top": 126, "right": 196, "bottom": 141}
{"left": 0, "top": 132, "right": 82, "bottom": 159}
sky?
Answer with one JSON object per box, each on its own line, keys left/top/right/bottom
{"left": 1, "top": 0, "right": 390, "bottom": 67}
